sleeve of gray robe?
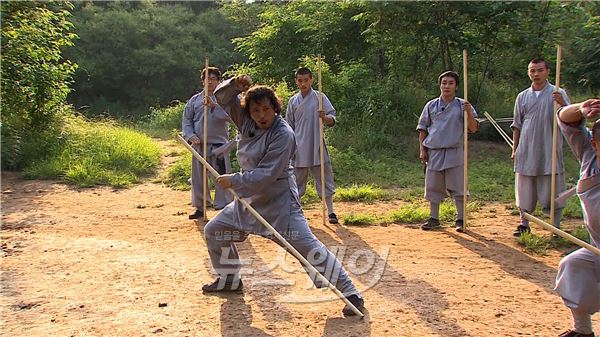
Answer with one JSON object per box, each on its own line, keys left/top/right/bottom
{"left": 557, "top": 115, "right": 596, "bottom": 179}
{"left": 285, "top": 98, "right": 295, "bottom": 130}
{"left": 213, "top": 78, "right": 245, "bottom": 130}
{"left": 230, "top": 126, "right": 295, "bottom": 199}
{"left": 321, "top": 93, "right": 336, "bottom": 125}
{"left": 416, "top": 100, "right": 433, "bottom": 131}
{"left": 182, "top": 94, "right": 199, "bottom": 141}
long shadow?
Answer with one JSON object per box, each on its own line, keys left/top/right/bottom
{"left": 323, "top": 308, "right": 372, "bottom": 337}
{"left": 313, "top": 226, "right": 471, "bottom": 337}
{"left": 220, "top": 296, "right": 274, "bottom": 337}
{"left": 444, "top": 230, "right": 558, "bottom": 294}
{"left": 195, "top": 220, "right": 294, "bottom": 327}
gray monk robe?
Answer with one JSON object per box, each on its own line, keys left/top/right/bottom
{"left": 182, "top": 91, "right": 234, "bottom": 209}
{"left": 555, "top": 116, "right": 600, "bottom": 314}
{"left": 511, "top": 82, "right": 570, "bottom": 219}
{"left": 416, "top": 97, "right": 478, "bottom": 203}
{"left": 285, "top": 89, "right": 336, "bottom": 198}
{"left": 202, "top": 79, "right": 359, "bottom": 296}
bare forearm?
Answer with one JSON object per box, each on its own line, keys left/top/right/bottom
{"left": 558, "top": 103, "right": 583, "bottom": 124}
{"left": 512, "top": 128, "right": 520, "bottom": 152}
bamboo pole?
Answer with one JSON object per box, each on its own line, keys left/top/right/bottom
{"left": 523, "top": 212, "right": 600, "bottom": 257}
{"left": 483, "top": 111, "right": 514, "bottom": 149}
{"left": 177, "top": 134, "right": 364, "bottom": 317}
{"left": 550, "top": 45, "right": 562, "bottom": 228}
{"left": 202, "top": 57, "right": 209, "bottom": 221}
{"left": 317, "top": 55, "right": 328, "bottom": 226}
{"left": 462, "top": 49, "right": 469, "bottom": 230}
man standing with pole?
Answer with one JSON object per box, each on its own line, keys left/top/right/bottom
{"left": 286, "top": 64, "right": 339, "bottom": 225}
{"left": 417, "top": 70, "right": 478, "bottom": 232}
{"left": 182, "top": 64, "right": 234, "bottom": 220}
{"left": 510, "top": 57, "right": 570, "bottom": 237}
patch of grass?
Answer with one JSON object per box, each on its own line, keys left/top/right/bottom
{"left": 23, "top": 116, "right": 161, "bottom": 187}
{"left": 335, "top": 184, "right": 386, "bottom": 202}
{"left": 563, "top": 196, "right": 583, "bottom": 219}
{"left": 342, "top": 213, "right": 379, "bottom": 226}
{"left": 388, "top": 204, "right": 429, "bottom": 224}
{"left": 301, "top": 182, "right": 321, "bottom": 205}
{"left": 138, "top": 103, "right": 184, "bottom": 139}
{"left": 517, "top": 231, "right": 550, "bottom": 256}
{"left": 164, "top": 153, "right": 192, "bottom": 190}
{"left": 570, "top": 225, "right": 591, "bottom": 243}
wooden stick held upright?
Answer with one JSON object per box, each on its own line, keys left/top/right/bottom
{"left": 317, "top": 55, "right": 328, "bottom": 226}
{"left": 203, "top": 57, "right": 209, "bottom": 221}
{"left": 176, "top": 134, "right": 364, "bottom": 317}
{"left": 462, "top": 49, "right": 469, "bottom": 230}
{"left": 550, "top": 45, "right": 562, "bottom": 228}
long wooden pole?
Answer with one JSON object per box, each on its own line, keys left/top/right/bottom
{"left": 317, "top": 55, "right": 328, "bottom": 226}
{"left": 550, "top": 45, "right": 562, "bottom": 228}
{"left": 523, "top": 212, "right": 600, "bottom": 257}
{"left": 203, "top": 57, "right": 209, "bottom": 221}
{"left": 462, "top": 49, "right": 469, "bottom": 230}
{"left": 177, "top": 134, "right": 363, "bottom": 317}
{"left": 483, "top": 111, "right": 514, "bottom": 149}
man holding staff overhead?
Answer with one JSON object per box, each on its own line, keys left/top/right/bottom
{"left": 511, "top": 58, "right": 570, "bottom": 237}
{"left": 554, "top": 98, "right": 600, "bottom": 337}
{"left": 182, "top": 66, "right": 234, "bottom": 220}
{"left": 417, "top": 71, "right": 478, "bottom": 232}
{"left": 286, "top": 67, "right": 339, "bottom": 224}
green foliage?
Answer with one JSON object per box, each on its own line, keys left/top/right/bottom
{"left": 517, "top": 231, "right": 550, "bottom": 256}
{"left": 66, "top": 2, "right": 244, "bottom": 118}
{"left": 389, "top": 205, "right": 429, "bottom": 224}
{"left": 335, "top": 185, "right": 386, "bottom": 202}
{"left": 1, "top": 1, "right": 78, "bottom": 169}
{"left": 23, "top": 116, "right": 161, "bottom": 187}
{"left": 342, "top": 213, "right": 378, "bottom": 226}
{"left": 163, "top": 152, "right": 192, "bottom": 191}
{"left": 138, "top": 102, "right": 185, "bottom": 139}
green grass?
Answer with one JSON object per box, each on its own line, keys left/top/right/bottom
{"left": 335, "top": 184, "right": 386, "bottom": 202}
{"left": 388, "top": 204, "right": 429, "bottom": 224}
{"left": 342, "top": 213, "right": 379, "bottom": 226}
{"left": 517, "top": 231, "right": 550, "bottom": 256}
{"left": 23, "top": 116, "right": 161, "bottom": 187}
{"left": 164, "top": 152, "right": 192, "bottom": 190}
{"left": 137, "top": 103, "right": 185, "bottom": 139}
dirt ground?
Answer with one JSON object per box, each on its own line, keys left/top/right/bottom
{"left": 1, "top": 168, "right": 598, "bottom": 337}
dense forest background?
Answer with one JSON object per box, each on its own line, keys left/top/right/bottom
{"left": 2, "top": 0, "right": 599, "bottom": 182}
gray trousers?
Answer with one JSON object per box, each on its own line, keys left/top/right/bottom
{"left": 425, "top": 165, "right": 468, "bottom": 203}
{"left": 203, "top": 201, "right": 358, "bottom": 296}
{"left": 191, "top": 143, "right": 233, "bottom": 209}
{"left": 294, "top": 163, "right": 335, "bottom": 198}
{"left": 515, "top": 173, "right": 565, "bottom": 225}
{"left": 555, "top": 247, "right": 600, "bottom": 313}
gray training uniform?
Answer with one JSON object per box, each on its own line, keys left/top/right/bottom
{"left": 555, "top": 116, "right": 600, "bottom": 314}
{"left": 417, "top": 97, "right": 478, "bottom": 203}
{"left": 285, "top": 89, "right": 336, "bottom": 198}
{"left": 203, "top": 79, "right": 359, "bottom": 296}
{"left": 511, "top": 82, "right": 570, "bottom": 217}
{"left": 182, "top": 91, "right": 234, "bottom": 210}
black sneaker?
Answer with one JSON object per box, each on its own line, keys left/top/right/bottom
{"left": 512, "top": 224, "right": 530, "bottom": 237}
{"left": 421, "top": 217, "right": 441, "bottom": 230}
{"left": 558, "top": 330, "right": 595, "bottom": 337}
{"left": 455, "top": 219, "right": 465, "bottom": 233}
{"left": 328, "top": 213, "right": 339, "bottom": 224}
{"left": 201, "top": 276, "right": 243, "bottom": 293}
{"left": 188, "top": 209, "right": 203, "bottom": 220}
{"left": 342, "top": 294, "right": 365, "bottom": 317}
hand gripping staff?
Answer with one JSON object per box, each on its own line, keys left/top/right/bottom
{"left": 176, "top": 134, "right": 364, "bottom": 318}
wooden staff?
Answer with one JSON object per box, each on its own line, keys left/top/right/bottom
{"left": 177, "top": 134, "right": 364, "bottom": 317}
{"left": 550, "top": 45, "right": 562, "bottom": 228}
{"left": 523, "top": 212, "right": 600, "bottom": 257}
{"left": 203, "top": 57, "right": 209, "bottom": 221}
{"left": 462, "top": 49, "right": 469, "bottom": 230}
{"left": 483, "top": 111, "right": 514, "bottom": 149}
{"left": 317, "top": 55, "right": 328, "bottom": 226}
